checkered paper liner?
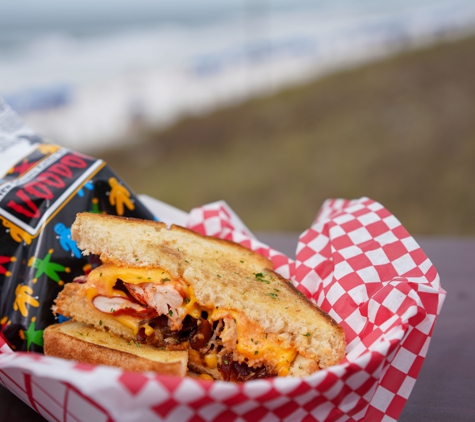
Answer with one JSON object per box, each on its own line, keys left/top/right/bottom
{"left": 0, "top": 197, "right": 445, "bottom": 422}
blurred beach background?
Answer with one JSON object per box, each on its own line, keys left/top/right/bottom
{"left": 2, "top": 0, "right": 475, "bottom": 235}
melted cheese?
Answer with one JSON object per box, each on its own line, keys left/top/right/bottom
{"left": 86, "top": 264, "right": 298, "bottom": 375}
{"left": 210, "top": 308, "right": 297, "bottom": 376}
{"left": 198, "top": 374, "right": 214, "bottom": 381}
{"left": 182, "top": 285, "right": 211, "bottom": 319}
{"left": 144, "top": 323, "right": 154, "bottom": 336}
{"left": 204, "top": 352, "right": 218, "bottom": 369}
{"left": 86, "top": 287, "right": 98, "bottom": 301}
{"left": 87, "top": 264, "right": 174, "bottom": 298}
{"left": 115, "top": 315, "right": 141, "bottom": 335}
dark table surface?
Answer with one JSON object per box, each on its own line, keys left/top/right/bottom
{"left": 1, "top": 234, "right": 474, "bottom": 421}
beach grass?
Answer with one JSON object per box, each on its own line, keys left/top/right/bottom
{"left": 97, "top": 34, "right": 475, "bottom": 236}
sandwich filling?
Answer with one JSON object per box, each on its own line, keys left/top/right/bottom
{"left": 81, "top": 263, "right": 299, "bottom": 381}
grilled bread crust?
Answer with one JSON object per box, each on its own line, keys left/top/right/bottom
{"left": 44, "top": 321, "right": 188, "bottom": 376}
{"left": 69, "top": 212, "right": 346, "bottom": 372}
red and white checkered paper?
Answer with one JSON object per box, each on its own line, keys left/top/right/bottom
{"left": 0, "top": 197, "right": 445, "bottom": 422}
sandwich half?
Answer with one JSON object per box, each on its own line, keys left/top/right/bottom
{"left": 53, "top": 212, "right": 346, "bottom": 381}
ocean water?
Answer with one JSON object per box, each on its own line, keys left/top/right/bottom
{"left": 1, "top": 0, "right": 475, "bottom": 151}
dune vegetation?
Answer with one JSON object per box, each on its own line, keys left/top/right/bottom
{"left": 97, "top": 34, "right": 475, "bottom": 236}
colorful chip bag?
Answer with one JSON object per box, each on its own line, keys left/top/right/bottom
{"left": 0, "top": 98, "right": 155, "bottom": 352}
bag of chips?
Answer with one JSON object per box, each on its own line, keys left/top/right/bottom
{"left": 0, "top": 98, "right": 155, "bottom": 352}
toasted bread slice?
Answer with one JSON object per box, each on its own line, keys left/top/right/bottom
{"left": 64, "top": 212, "right": 346, "bottom": 377}
{"left": 44, "top": 321, "right": 188, "bottom": 376}
{"left": 70, "top": 213, "right": 272, "bottom": 277}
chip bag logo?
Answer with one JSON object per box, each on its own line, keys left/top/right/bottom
{"left": 0, "top": 149, "right": 104, "bottom": 239}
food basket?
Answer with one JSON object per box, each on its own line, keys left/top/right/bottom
{"left": 0, "top": 99, "right": 445, "bottom": 421}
